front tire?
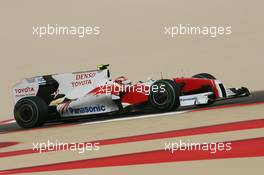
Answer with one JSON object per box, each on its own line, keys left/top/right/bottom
{"left": 14, "top": 96, "right": 48, "bottom": 128}
{"left": 149, "top": 79, "right": 180, "bottom": 112}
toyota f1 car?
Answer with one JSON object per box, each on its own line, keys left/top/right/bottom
{"left": 12, "top": 64, "right": 250, "bottom": 128}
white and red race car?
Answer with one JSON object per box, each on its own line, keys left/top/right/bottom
{"left": 12, "top": 64, "right": 250, "bottom": 128}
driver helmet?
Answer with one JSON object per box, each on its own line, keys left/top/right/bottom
{"left": 114, "top": 76, "right": 132, "bottom": 85}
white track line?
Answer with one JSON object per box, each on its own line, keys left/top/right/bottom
{"left": 79, "top": 110, "right": 188, "bottom": 126}
{"left": 6, "top": 120, "right": 16, "bottom": 124}
{"left": 0, "top": 119, "right": 15, "bottom": 125}
{"left": 0, "top": 111, "right": 188, "bottom": 128}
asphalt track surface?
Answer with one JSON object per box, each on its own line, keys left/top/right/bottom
{"left": 0, "top": 91, "right": 263, "bottom": 175}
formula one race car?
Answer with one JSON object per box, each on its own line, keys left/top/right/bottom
{"left": 13, "top": 64, "right": 250, "bottom": 128}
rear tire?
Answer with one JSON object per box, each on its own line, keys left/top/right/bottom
{"left": 149, "top": 79, "right": 180, "bottom": 112}
{"left": 14, "top": 96, "right": 48, "bottom": 128}
{"left": 192, "top": 73, "right": 216, "bottom": 80}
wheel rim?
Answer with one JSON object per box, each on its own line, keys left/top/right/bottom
{"left": 18, "top": 104, "right": 34, "bottom": 123}
{"left": 152, "top": 88, "right": 169, "bottom": 105}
